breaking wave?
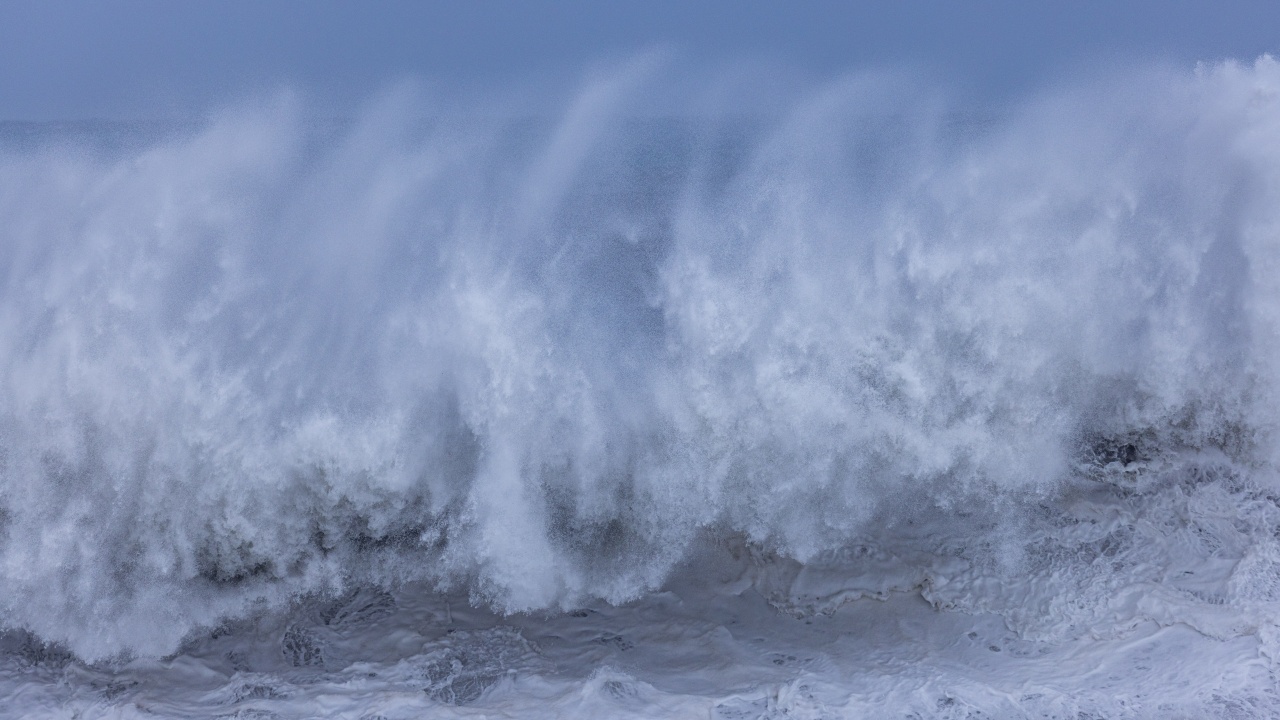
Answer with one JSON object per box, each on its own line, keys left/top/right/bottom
{"left": 3, "top": 55, "right": 1280, "bottom": 672}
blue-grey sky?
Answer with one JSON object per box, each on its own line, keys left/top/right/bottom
{"left": 1, "top": 0, "right": 1278, "bottom": 120}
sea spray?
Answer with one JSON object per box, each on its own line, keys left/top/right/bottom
{"left": 0, "top": 57, "right": 1278, "bottom": 674}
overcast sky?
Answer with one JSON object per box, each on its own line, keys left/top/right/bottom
{"left": 1, "top": 0, "right": 1278, "bottom": 120}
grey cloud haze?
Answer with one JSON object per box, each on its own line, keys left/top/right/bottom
{"left": 1, "top": 0, "right": 1278, "bottom": 119}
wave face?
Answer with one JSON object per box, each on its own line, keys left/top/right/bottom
{"left": 2, "top": 56, "right": 1280, "bottom": 675}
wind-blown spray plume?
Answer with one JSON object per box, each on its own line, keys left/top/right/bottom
{"left": 0, "top": 57, "right": 1279, "bottom": 672}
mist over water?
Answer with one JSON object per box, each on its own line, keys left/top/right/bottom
{"left": 3, "top": 55, "right": 1280, "bottom": 717}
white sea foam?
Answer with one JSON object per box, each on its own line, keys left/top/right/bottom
{"left": 1, "top": 55, "right": 1279, "bottom": 717}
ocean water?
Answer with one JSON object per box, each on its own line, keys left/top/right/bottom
{"left": 2, "top": 57, "right": 1280, "bottom": 718}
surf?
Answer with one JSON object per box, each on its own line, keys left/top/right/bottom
{"left": 1, "top": 54, "right": 1279, "bottom": 718}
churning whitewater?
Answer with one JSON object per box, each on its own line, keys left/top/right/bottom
{"left": 2, "top": 56, "right": 1280, "bottom": 718}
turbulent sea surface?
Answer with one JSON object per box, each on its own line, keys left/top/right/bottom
{"left": 3, "top": 57, "right": 1280, "bottom": 718}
